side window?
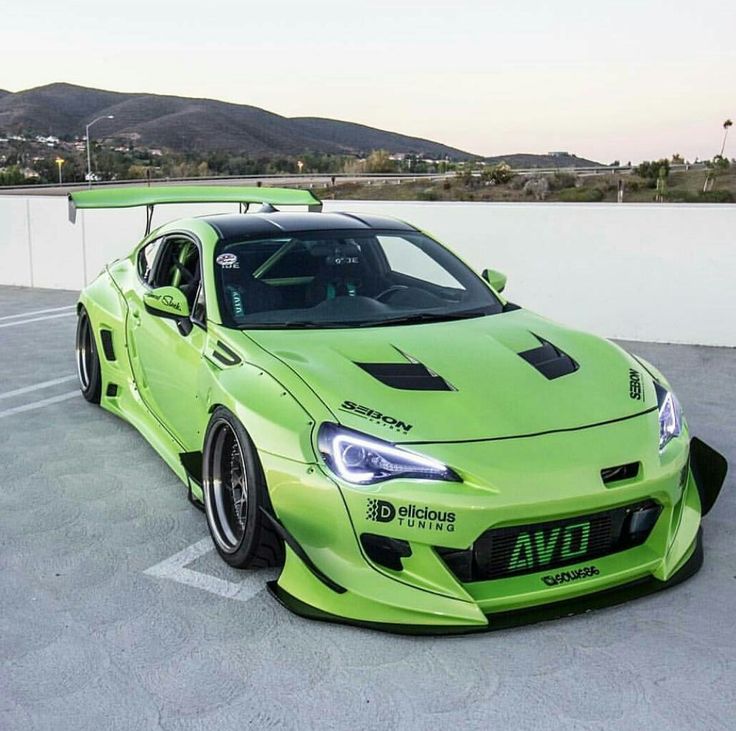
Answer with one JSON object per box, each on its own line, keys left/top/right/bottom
{"left": 137, "top": 238, "right": 163, "bottom": 284}
{"left": 150, "top": 237, "right": 203, "bottom": 313}
{"left": 192, "top": 283, "right": 207, "bottom": 325}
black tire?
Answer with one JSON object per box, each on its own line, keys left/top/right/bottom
{"left": 75, "top": 306, "right": 101, "bottom": 404}
{"left": 202, "top": 407, "right": 284, "bottom": 569}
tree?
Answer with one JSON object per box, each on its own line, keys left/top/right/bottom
{"left": 481, "top": 163, "right": 514, "bottom": 185}
{"left": 0, "top": 165, "right": 24, "bottom": 185}
{"left": 720, "top": 119, "right": 733, "bottom": 157}
{"left": 634, "top": 159, "right": 670, "bottom": 187}
{"left": 364, "top": 150, "right": 396, "bottom": 174}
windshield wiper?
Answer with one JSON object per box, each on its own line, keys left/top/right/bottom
{"left": 241, "top": 321, "right": 345, "bottom": 329}
{"left": 357, "top": 309, "right": 491, "bottom": 328}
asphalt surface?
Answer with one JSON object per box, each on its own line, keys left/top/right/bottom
{"left": 0, "top": 285, "right": 734, "bottom": 731}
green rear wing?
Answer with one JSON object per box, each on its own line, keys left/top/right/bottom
{"left": 68, "top": 185, "right": 323, "bottom": 233}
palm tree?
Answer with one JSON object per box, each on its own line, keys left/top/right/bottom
{"left": 720, "top": 119, "right": 733, "bottom": 157}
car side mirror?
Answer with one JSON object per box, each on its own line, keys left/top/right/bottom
{"left": 482, "top": 269, "right": 507, "bottom": 293}
{"left": 143, "top": 286, "right": 191, "bottom": 320}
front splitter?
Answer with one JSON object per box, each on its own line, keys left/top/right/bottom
{"left": 267, "top": 529, "right": 704, "bottom": 635}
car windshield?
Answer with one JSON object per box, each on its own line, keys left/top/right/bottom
{"left": 213, "top": 229, "right": 502, "bottom": 329}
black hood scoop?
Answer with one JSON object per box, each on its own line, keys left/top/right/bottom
{"left": 518, "top": 335, "right": 579, "bottom": 380}
{"left": 356, "top": 361, "right": 455, "bottom": 391}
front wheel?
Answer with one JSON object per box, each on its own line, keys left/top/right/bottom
{"left": 202, "top": 407, "right": 284, "bottom": 569}
{"left": 75, "top": 306, "right": 101, "bottom": 404}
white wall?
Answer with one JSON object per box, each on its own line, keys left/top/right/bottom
{"left": 1, "top": 195, "right": 733, "bottom": 346}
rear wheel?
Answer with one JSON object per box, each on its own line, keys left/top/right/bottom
{"left": 75, "top": 306, "right": 101, "bottom": 404}
{"left": 202, "top": 407, "right": 284, "bottom": 568}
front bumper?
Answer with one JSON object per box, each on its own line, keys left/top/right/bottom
{"left": 268, "top": 527, "right": 704, "bottom": 635}
{"left": 264, "top": 415, "right": 727, "bottom": 633}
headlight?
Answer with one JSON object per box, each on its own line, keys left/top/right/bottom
{"left": 655, "top": 382, "right": 682, "bottom": 451}
{"left": 318, "top": 423, "right": 460, "bottom": 485}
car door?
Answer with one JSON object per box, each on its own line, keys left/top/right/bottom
{"left": 126, "top": 233, "right": 208, "bottom": 449}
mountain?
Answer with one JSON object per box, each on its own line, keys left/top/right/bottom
{"left": 485, "top": 152, "right": 605, "bottom": 168}
{"left": 0, "top": 83, "right": 476, "bottom": 159}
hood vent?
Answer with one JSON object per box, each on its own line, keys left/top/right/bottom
{"left": 518, "top": 335, "right": 578, "bottom": 380}
{"left": 356, "top": 361, "right": 454, "bottom": 391}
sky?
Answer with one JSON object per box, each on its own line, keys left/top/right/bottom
{"left": 2, "top": 0, "right": 734, "bottom": 162}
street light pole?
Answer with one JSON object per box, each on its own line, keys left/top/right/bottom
{"left": 55, "top": 157, "right": 65, "bottom": 186}
{"left": 85, "top": 115, "right": 114, "bottom": 187}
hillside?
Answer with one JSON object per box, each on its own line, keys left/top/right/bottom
{"left": 485, "top": 152, "right": 605, "bottom": 168}
{"left": 0, "top": 83, "right": 476, "bottom": 159}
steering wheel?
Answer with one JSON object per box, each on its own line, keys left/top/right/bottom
{"left": 374, "top": 285, "right": 410, "bottom": 302}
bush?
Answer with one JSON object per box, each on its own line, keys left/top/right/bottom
{"left": 699, "top": 189, "right": 734, "bottom": 202}
{"left": 556, "top": 187, "right": 605, "bottom": 202}
{"left": 417, "top": 187, "right": 439, "bottom": 201}
{"left": 662, "top": 189, "right": 733, "bottom": 203}
{"left": 549, "top": 172, "right": 577, "bottom": 190}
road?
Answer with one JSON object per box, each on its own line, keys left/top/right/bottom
{"left": 0, "top": 284, "right": 733, "bottom": 730}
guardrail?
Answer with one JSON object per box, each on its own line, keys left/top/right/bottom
{"left": 0, "top": 163, "right": 707, "bottom": 195}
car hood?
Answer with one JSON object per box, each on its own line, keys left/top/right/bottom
{"left": 245, "top": 309, "right": 656, "bottom": 443}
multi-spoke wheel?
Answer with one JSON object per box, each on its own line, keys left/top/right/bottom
{"left": 75, "top": 306, "right": 101, "bottom": 404}
{"left": 202, "top": 407, "right": 284, "bottom": 568}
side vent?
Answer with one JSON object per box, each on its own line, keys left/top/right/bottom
{"left": 518, "top": 335, "right": 578, "bottom": 380}
{"left": 100, "top": 329, "right": 116, "bottom": 361}
{"left": 212, "top": 341, "right": 242, "bottom": 367}
{"left": 360, "top": 533, "right": 412, "bottom": 571}
{"left": 601, "top": 462, "right": 640, "bottom": 485}
{"left": 356, "top": 362, "right": 454, "bottom": 391}
{"left": 105, "top": 383, "right": 118, "bottom": 397}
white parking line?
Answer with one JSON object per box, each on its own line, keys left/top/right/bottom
{"left": 0, "top": 311, "right": 77, "bottom": 329}
{"left": 0, "top": 375, "right": 77, "bottom": 401}
{"left": 144, "top": 537, "right": 277, "bottom": 601}
{"left": 0, "top": 304, "right": 76, "bottom": 322}
{"left": 0, "top": 390, "right": 80, "bottom": 419}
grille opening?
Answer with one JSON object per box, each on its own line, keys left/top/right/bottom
{"left": 437, "top": 500, "right": 661, "bottom": 583}
{"left": 601, "top": 462, "right": 640, "bottom": 485}
{"left": 105, "top": 383, "right": 118, "bottom": 397}
{"left": 360, "top": 533, "right": 412, "bottom": 571}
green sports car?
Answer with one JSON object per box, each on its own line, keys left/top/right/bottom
{"left": 71, "top": 185, "right": 727, "bottom": 633}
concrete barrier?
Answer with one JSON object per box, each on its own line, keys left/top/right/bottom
{"left": 0, "top": 195, "right": 733, "bottom": 346}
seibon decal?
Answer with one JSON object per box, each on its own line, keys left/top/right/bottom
{"left": 339, "top": 400, "right": 413, "bottom": 433}
{"left": 629, "top": 369, "right": 644, "bottom": 401}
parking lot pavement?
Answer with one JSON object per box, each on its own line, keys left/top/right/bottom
{"left": 0, "top": 285, "right": 734, "bottom": 731}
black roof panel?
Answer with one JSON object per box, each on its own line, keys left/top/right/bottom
{"left": 201, "top": 211, "right": 416, "bottom": 240}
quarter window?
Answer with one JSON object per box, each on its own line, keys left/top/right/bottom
{"left": 137, "top": 238, "right": 163, "bottom": 284}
